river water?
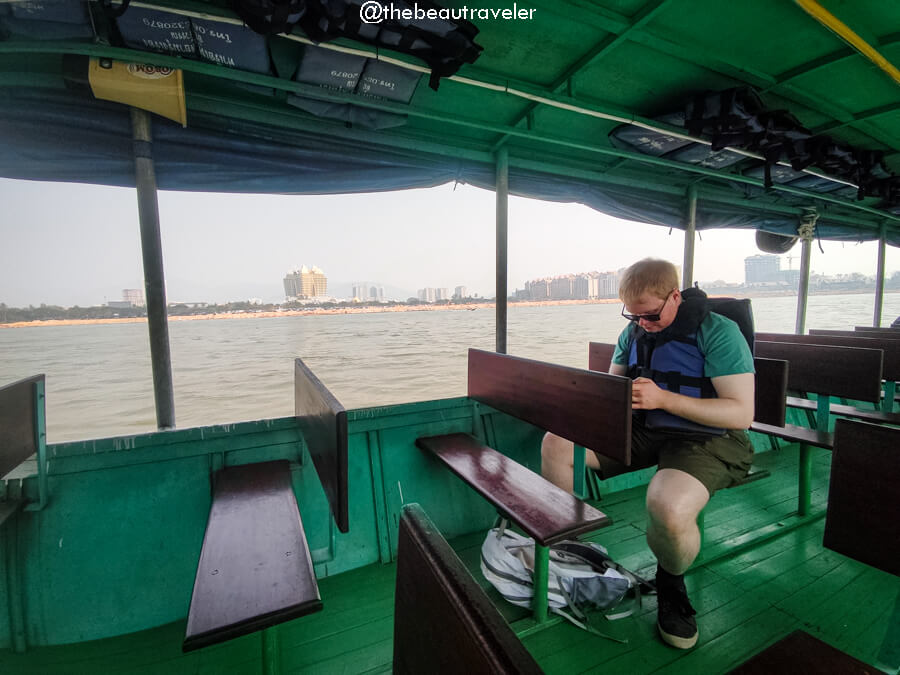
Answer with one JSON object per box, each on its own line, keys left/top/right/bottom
{"left": 2, "top": 293, "right": 898, "bottom": 443}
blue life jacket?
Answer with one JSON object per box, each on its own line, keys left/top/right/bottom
{"left": 626, "top": 287, "right": 728, "bottom": 437}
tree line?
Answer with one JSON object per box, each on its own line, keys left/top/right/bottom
{"left": 0, "top": 297, "right": 497, "bottom": 323}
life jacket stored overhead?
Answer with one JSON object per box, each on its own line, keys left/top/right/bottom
{"left": 626, "top": 287, "right": 753, "bottom": 437}
{"left": 231, "top": 0, "right": 483, "bottom": 90}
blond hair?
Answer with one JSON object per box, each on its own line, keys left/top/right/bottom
{"left": 618, "top": 258, "right": 680, "bottom": 305}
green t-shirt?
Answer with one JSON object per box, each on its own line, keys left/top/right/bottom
{"left": 611, "top": 312, "right": 755, "bottom": 377}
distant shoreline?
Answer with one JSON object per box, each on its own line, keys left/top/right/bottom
{"left": 1, "top": 290, "right": 896, "bottom": 328}
{"left": 0, "top": 298, "right": 618, "bottom": 328}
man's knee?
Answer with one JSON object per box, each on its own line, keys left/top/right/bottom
{"left": 646, "top": 472, "right": 707, "bottom": 534}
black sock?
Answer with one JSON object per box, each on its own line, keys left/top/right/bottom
{"left": 656, "top": 564, "right": 685, "bottom": 590}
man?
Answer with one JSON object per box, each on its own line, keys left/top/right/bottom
{"left": 541, "top": 258, "right": 755, "bottom": 649}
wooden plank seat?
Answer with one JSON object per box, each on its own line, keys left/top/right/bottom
{"left": 393, "top": 503, "right": 543, "bottom": 675}
{"left": 416, "top": 348, "right": 629, "bottom": 622}
{"left": 418, "top": 433, "right": 610, "bottom": 545}
{"left": 183, "top": 460, "right": 322, "bottom": 652}
{"left": 728, "top": 629, "right": 876, "bottom": 674}
{"left": 183, "top": 358, "right": 347, "bottom": 651}
{"left": 758, "top": 331, "right": 900, "bottom": 422}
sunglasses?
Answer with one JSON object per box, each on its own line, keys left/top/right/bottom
{"left": 621, "top": 290, "right": 674, "bottom": 323}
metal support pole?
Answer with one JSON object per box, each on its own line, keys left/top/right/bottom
{"left": 683, "top": 185, "right": 697, "bottom": 288}
{"left": 262, "top": 627, "right": 280, "bottom": 675}
{"left": 131, "top": 108, "right": 175, "bottom": 430}
{"left": 795, "top": 236, "right": 812, "bottom": 335}
{"left": 533, "top": 543, "right": 549, "bottom": 623}
{"left": 874, "top": 225, "right": 887, "bottom": 327}
{"left": 496, "top": 146, "right": 509, "bottom": 354}
{"left": 798, "top": 444, "right": 812, "bottom": 516}
{"left": 573, "top": 444, "right": 586, "bottom": 499}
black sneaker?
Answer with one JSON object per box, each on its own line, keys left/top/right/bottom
{"left": 655, "top": 566, "right": 698, "bottom": 649}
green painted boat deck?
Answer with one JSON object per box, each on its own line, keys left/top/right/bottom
{"left": 2, "top": 442, "right": 897, "bottom": 674}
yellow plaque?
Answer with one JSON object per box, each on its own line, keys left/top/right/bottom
{"left": 88, "top": 58, "right": 187, "bottom": 127}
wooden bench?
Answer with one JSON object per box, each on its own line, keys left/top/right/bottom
{"left": 393, "top": 503, "right": 543, "bottom": 675}
{"left": 824, "top": 419, "right": 899, "bottom": 577}
{"left": 728, "top": 629, "right": 876, "bottom": 674}
{"left": 753, "top": 341, "right": 883, "bottom": 439}
{"left": 752, "top": 341, "right": 884, "bottom": 517}
{"left": 756, "top": 332, "right": 900, "bottom": 424}
{"left": 182, "top": 358, "right": 347, "bottom": 651}
{"left": 417, "top": 348, "right": 628, "bottom": 621}
{"left": 810, "top": 328, "right": 900, "bottom": 411}
{"left": 0, "top": 374, "right": 49, "bottom": 518}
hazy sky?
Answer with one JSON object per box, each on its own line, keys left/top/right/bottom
{"left": 2, "top": 177, "right": 898, "bottom": 307}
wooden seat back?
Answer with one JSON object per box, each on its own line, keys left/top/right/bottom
{"left": 777, "top": 330, "right": 900, "bottom": 381}
{"left": 824, "top": 420, "right": 900, "bottom": 577}
{"left": 468, "top": 348, "right": 631, "bottom": 464}
{"left": 588, "top": 341, "right": 616, "bottom": 373}
{"left": 393, "top": 503, "right": 543, "bottom": 675}
{"left": 854, "top": 326, "right": 900, "bottom": 333}
{"left": 752, "top": 358, "right": 788, "bottom": 427}
{"left": 587, "top": 342, "right": 787, "bottom": 427}
{"left": 754, "top": 341, "right": 883, "bottom": 403}
{"left": 295, "top": 358, "right": 349, "bottom": 533}
{"left": 0, "top": 374, "right": 44, "bottom": 479}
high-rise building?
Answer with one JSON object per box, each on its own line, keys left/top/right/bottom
{"left": 525, "top": 278, "right": 550, "bottom": 300}
{"left": 352, "top": 282, "right": 369, "bottom": 301}
{"left": 550, "top": 275, "right": 574, "bottom": 299}
{"left": 369, "top": 286, "right": 384, "bottom": 302}
{"left": 284, "top": 265, "right": 328, "bottom": 299}
{"left": 596, "top": 271, "right": 619, "bottom": 298}
{"left": 745, "top": 255, "right": 781, "bottom": 285}
{"left": 122, "top": 288, "right": 145, "bottom": 307}
{"left": 417, "top": 288, "right": 436, "bottom": 302}
{"left": 453, "top": 286, "right": 468, "bottom": 299}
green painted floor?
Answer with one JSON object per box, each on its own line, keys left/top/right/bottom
{"left": 2, "top": 443, "right": 898, "bottom": 674}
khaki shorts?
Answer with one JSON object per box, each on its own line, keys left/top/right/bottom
{"left": 595, "top": 419, "right": 754, "bottom": 497}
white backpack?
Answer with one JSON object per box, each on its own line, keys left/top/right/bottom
{"left": 480, "top": 526, "right": 647, "bottom": 641}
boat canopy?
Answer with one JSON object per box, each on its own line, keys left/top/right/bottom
{"left": 0, "top": 0, "right": 898, "bottom": 245}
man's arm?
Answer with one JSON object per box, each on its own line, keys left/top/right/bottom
{"left": 631, "top": 372, "right": 755, "bottom": 429}
{"left": 609, "top": 363, "right": 627, "bottom": 376}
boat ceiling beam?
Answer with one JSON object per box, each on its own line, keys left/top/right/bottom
{"left": 811, "top": 102, "right": 900, "bottom": 135}
{"left": 489, "top": 0, "right": 673, "bottom": 153}
{"left": 765, "top": 34, "right": 900, "bottom": 92}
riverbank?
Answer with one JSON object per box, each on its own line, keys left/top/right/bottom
{"left": 0, "top": 298, "right": 620, "bottom": 328}
{"left": 3, "top": 290, "right": 897, "bottom": 328}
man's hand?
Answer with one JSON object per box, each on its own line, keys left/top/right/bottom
{"left": 632, "top": 377, "right": 669, "bottom": 410}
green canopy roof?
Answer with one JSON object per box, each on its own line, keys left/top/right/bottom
{"left": 0, "top": 0, "right": 898, "bottom": 242}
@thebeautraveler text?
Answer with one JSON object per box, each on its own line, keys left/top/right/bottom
{"left": 359, "top": 2, "right": 536, "bottom": 24}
